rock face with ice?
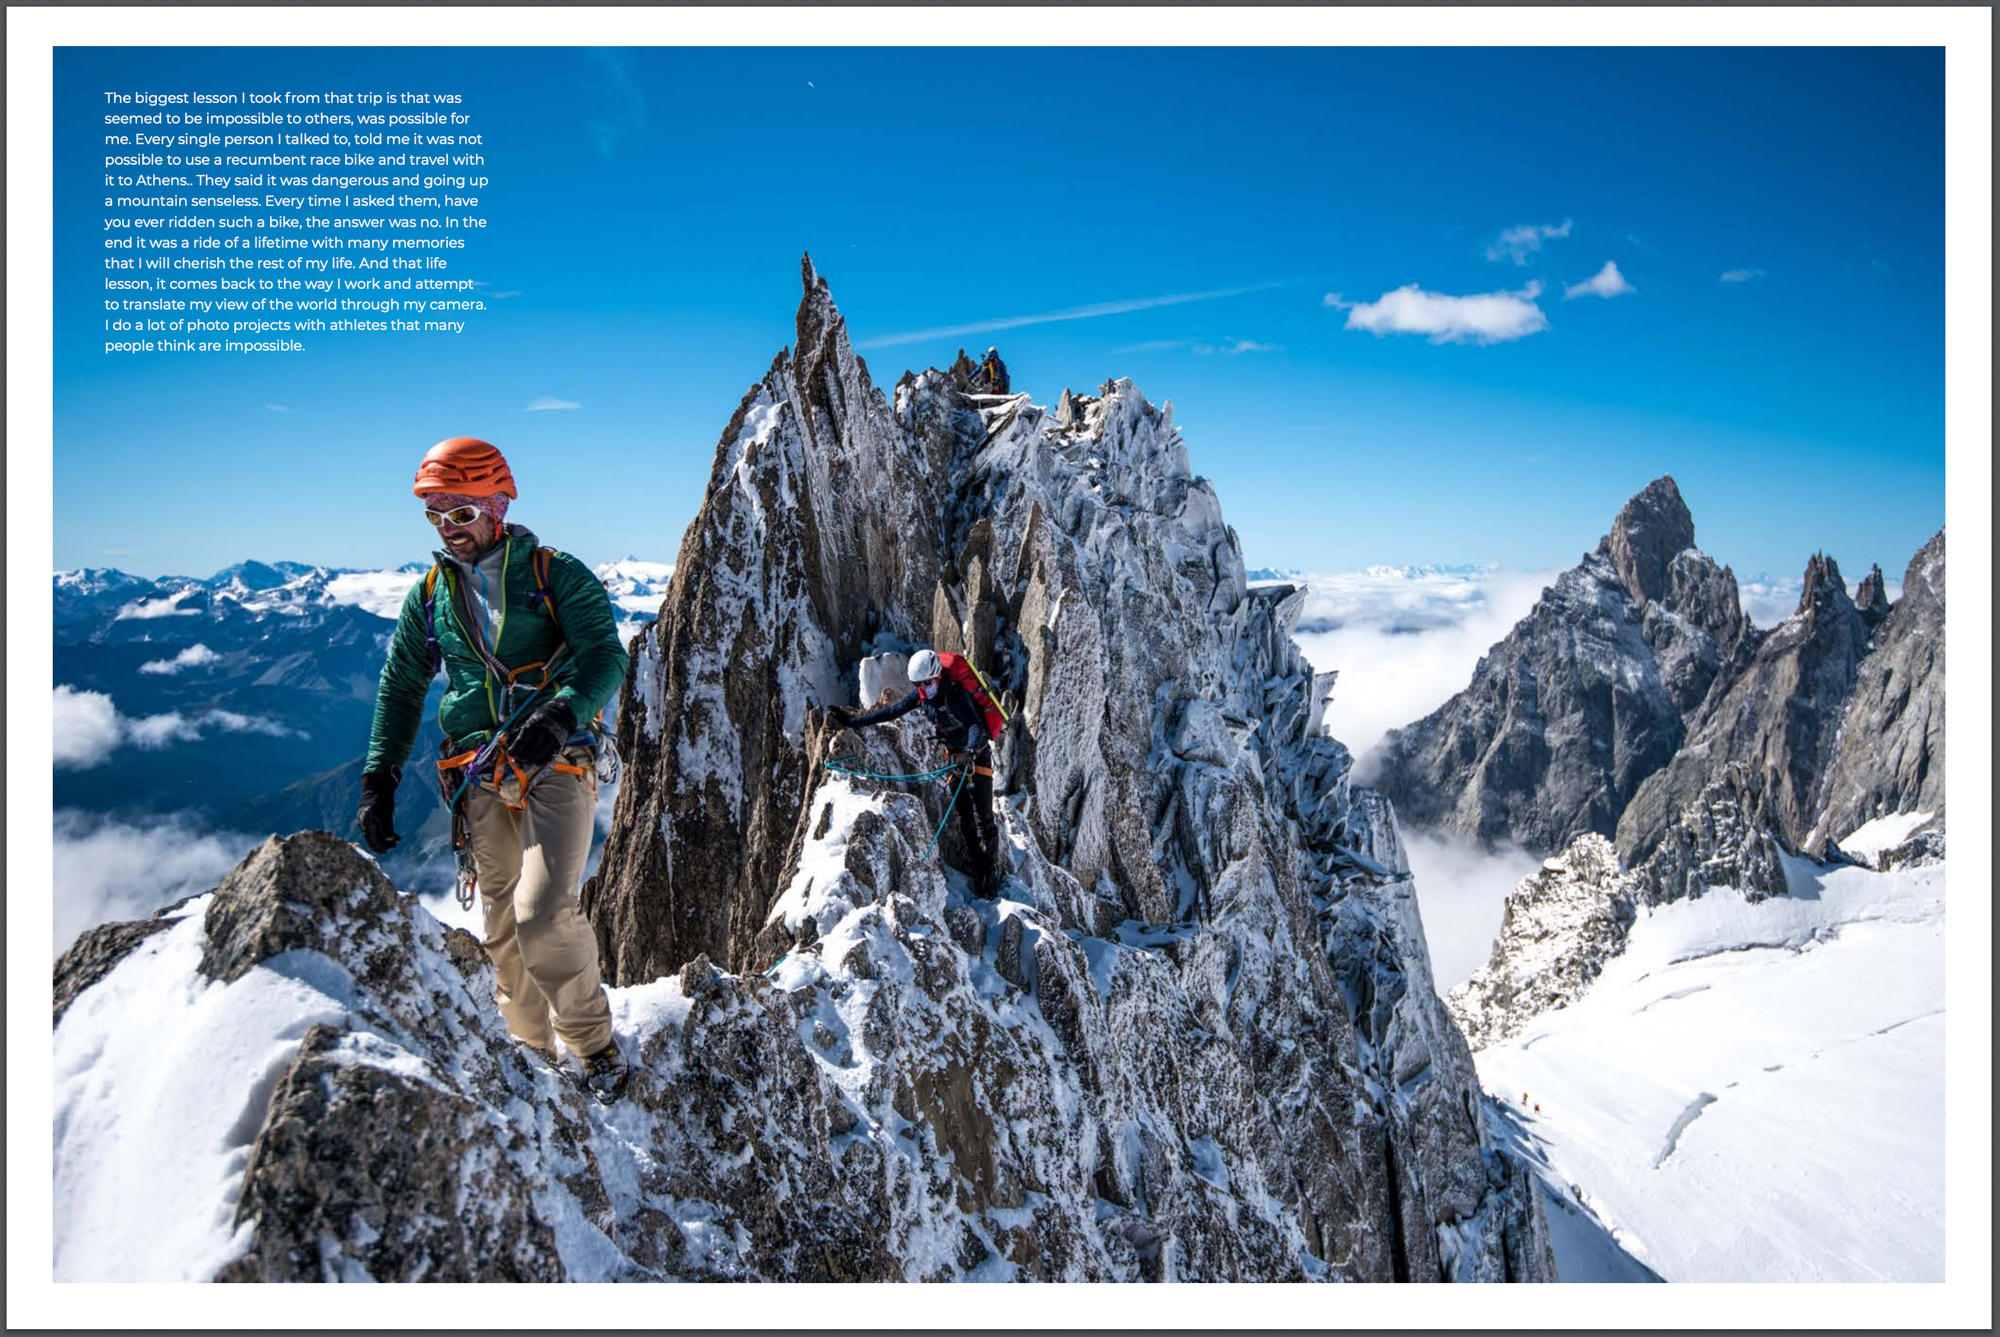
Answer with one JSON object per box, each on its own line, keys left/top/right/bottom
{"left": 1806, "top": 529, "right": 1946, "bottom": 859}
{"left": 52, "top": 260, "right": 1555, "bottom": 1282}
{"left": 586, "top": 256, "right": 1553, "bottom": 1280}
{"left": 1614, "top": 550, "right": 1875, "bottom": 861}
{"left": 1369, "top": 477, "right": 1750, "bottom": 853}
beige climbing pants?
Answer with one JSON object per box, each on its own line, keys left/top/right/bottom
{"left": 462, "top": 746, "right": 613, "bottom": 1056}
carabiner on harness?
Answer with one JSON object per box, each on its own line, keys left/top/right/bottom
{"left": 454, "top": 845, "right": 479, "bottom": 912}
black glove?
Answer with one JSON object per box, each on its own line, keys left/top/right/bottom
{"left": 508, "top": 697, "right": 577, "bottom": 770}
{"left": 358, "top": 766, "right": 402, "bottom": 854}
{"left": 827, "top": 706, "right": 853, "bottom": 731}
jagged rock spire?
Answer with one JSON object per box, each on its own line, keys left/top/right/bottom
{"left": 1854, "top": 562, "right": 1890, "bottom": 626}
{"left": 1601, "top": 475, "right": 1696, "bottom": 606}
{"left": 1795, "top": 551, "right": 1855, "bottom": 623}
{"left": 581, "top": 262, "right": 1557, "bottom": 1280}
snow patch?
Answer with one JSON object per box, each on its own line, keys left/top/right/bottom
{"left": 1836, "top": 810, "right": 1935, "bottom": 865}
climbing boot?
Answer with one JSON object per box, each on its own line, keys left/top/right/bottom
{"left": 581, "top": 1042, "right": 630, "bottom": 1105}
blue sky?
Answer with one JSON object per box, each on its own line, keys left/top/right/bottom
{"left": 56, "top": 46, "right": 1944, "bottom": 585}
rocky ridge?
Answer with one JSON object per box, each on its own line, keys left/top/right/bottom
{"left": 54, "top": 260, "right": 1556, "bottom": 1282}
{"left": 1613, "top": 550, "right": 1875, "bottom": 862}
{"left": 1805, "top": 529, "right": 1946, "bottom": 858}
{"left": 1368, "top": 477, "right": 1944, "bottom": 874}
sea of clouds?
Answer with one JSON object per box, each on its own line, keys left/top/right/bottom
{"left": 1269, "top": 564, "right": 1556, "bottom": 989}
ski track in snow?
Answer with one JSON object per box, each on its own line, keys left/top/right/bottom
{"left": 1473, "top": 857, "right": 1946, "bottom": 1282}
{"left": 1631, "top": 984, "right": 1709, "bottom": 1014}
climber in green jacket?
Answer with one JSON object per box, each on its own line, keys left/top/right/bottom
{"left": 357, "top": 435, "right": 632, "bottom": 1104}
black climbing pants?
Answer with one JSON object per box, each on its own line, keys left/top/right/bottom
{"left": 951, "top": 743, "right": 999, "bottom": 886}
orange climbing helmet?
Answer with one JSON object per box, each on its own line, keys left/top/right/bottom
{"left": 412, "top": 437, "right": 518, "bottom": 499}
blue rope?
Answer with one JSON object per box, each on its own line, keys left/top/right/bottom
{"left": 926, "top": 762, "right": 970, "bottom": 858}
{"left": 820, "top": 755, "right": 971, "bottom": 860}
{"left": 821, "top": 758, "right": 962, "bottom": 784}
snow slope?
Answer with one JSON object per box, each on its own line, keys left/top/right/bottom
{"left": 1473, "top": 855, "right": 1945, "bottom": 1282}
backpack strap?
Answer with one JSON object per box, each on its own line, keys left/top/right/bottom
{"left": 421, "top": 564, "right": 444, "bottom": 676}
{"left": 527, "top": 546, "right": 562, "bottom": 636}
{"left": 525, "top": 546, "right": 607, "bottom": 733}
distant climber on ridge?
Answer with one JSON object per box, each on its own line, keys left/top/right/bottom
{"left": 356, "top": 435, "right": 632, "bottom": 1104}
{"left": 830, "top": 649, "right": 1009, "bottom": 898}
{"left": 976, "top": 346, "right": 1010, "bottom": 394}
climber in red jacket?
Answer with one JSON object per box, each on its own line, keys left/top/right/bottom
{"left": 830, "top": 648, "right": 1008, "bottom": 898}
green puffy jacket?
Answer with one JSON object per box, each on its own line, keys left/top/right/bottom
{"left": 364, "top": 526, "right": 630, "bottom": 774}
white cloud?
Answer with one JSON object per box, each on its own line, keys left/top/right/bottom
{"left": 53, "top": 687, "right": 125, "bottom": 769}
{"left": 52, "top": 811, "right": 257, "bottom": 957}
{"left": 1563, "top": 260, "right": 1635, "bottom": 300}
{"left": 263, "top": 402, "right": 292, "bottom": 414}
{"left": 1719, "top": 268, "right": 1765, "bottom": 283}
{"left": 138, "top": 644, "right": 220, "bottom": 676}
{"left": 1199, "top": 337, "right": 1279, "bottom": 356}
{"left": 1281, "top": 564, "right": 1559, "bottom": 759}
{"left": 51, "top": 687, "right": 301, "bottom": 769}
{"left": 114, "top": 590, "right": 200, "bottom": 620}
{"left": 1118, "top": 336, "right": 1281, "bottom": 356}
{"left": 1333, "top": 281, "right": 1549, "bottom": 345}
{"left": 325, "top": 569, "right": 420, "bottom": 619}
{"left": 1402, "top": 829, "right": 1543, "bottom": 990}
{"left": 856, "top": 281, "right": 1289, "bottom": 350}
{"left": 1487, "top": 219, "right": 1573, "bottom": 265}
{"left": 525, "top": 396, "right": 581, "bottom": 412}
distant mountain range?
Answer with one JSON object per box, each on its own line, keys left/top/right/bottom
{"left": 52, "top": 555, "right": 673, "bottom": 895}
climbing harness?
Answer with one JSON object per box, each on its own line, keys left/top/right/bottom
{"left": 437, "top": 678, "right": 593, "bottom": 911}
{"left": 423, "top": 543, "right": 620, "bottom": 911}
{"left": 820, "top": 754, "right": 971, "bottom": 858}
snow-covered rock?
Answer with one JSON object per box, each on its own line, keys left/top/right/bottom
{"left": 55, "top": 808, "right": 1554, "bottom": 1279}
{"left": 580, "top": 257, "right": 1554, "bottom": 1280}
{"left": 1449, "top": 764, "right": 1790, "bottom": 1051}
{"left": 44, "top": 259, "right": 1563, "bottom": 1282}
{"left": 56, "top": 260, "right": 1557, "bottom": 1282}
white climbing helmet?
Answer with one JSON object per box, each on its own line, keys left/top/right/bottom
{"left": 907, "top": 649, "right": 942, "bottom": 683}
